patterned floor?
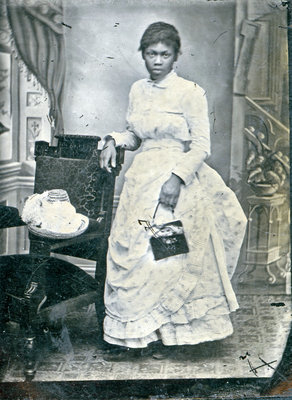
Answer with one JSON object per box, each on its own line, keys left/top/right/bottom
{"left": 1, "top": 294, "right": 291, "bottom": 382}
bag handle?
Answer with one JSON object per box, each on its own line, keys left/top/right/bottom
{"left": 152, "top": 201, "right": 175, "bottom": 221}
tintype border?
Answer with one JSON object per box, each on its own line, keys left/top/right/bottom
{"left": 0, "top": 1, "right": 291, "bottom": 399}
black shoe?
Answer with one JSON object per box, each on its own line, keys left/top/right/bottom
{"left": 96, "top": 338, "right": 114, "bottom": 351}
{"left": 151, "top": 344, "right": 175, "bottom": 360}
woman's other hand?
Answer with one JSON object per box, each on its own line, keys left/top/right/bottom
{"left": 100, "top": 138, "right": 117, "bottom": 173}
{"left": 159, "top": 173, "right": 184, "bottom": 209}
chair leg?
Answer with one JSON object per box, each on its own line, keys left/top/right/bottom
{"left": 23, "top": 327, "right": 37, "bottom": 381}
{"left": 95, "top": 239, "right": 107, "bottom": 349}
{"left": 21, "top": 298, "right": 38, "bottom": 381}
{"left": 21, "top": 281, "right": 46, "bottom": 381}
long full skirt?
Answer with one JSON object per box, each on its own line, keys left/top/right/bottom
{"left": 103, "top": 142, "right": 247, "bottom": 348}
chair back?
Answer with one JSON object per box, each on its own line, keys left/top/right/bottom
{"left": 34, "top": 135, "right": 123, "bottom": 236}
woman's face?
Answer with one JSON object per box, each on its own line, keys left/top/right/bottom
{"left": 143, "top": 42, "right": 177, "bottom": 81}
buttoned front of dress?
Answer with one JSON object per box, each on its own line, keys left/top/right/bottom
{"left": 111, "top": 71, "right": 209, "bottom": 147}
{"left": 110, "top": 70, "right": 211, "bottom": 185}
{"left": 126, "top": 71, "right": 203, "bottom": 144}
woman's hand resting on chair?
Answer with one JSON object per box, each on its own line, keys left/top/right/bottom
{"left": 100, "top": 137, "right": 117, "bottom": 173}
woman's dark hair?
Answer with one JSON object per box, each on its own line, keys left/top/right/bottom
{"left": 139, "top": 22, "right": 181, "bottom": 58}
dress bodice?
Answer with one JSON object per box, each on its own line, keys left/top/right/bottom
{"left": 126, "top": 72, "right": 193, "bottom": 142}
{"left": 110, "top": 71, "right": 211, "bottom": 186}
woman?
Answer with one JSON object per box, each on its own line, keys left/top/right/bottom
{"left": 100, "top": 22, "right": 246, "bottom": 358}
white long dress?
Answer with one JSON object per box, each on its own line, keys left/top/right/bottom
{"left": 103, "top": 70, "right": 247, "bottom": 348}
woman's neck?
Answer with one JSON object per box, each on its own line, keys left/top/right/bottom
{"left": 150, "top": 69, "right": 174, "bottom": 83}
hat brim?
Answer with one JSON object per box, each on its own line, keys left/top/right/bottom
{"left": 28, "top": 214, "right": 89, "bottom": 239}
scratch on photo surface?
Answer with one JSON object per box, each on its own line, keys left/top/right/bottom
{"left": 213, "top": 31, "right": 228, "bottom": 44}
{"left": 270, "top": 302, "right": 286, "bottom": 307}
{"left": 61, "top": 22, "right": 72, "bottom": 29}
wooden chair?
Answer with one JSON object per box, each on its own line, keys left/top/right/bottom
{"left": 30, "top": 134, "right": 124, "bottom": 259}
{"left": 0, "top": 135, "right": 123, "bottom": 380}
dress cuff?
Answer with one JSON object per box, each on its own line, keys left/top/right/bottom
{"left": 103, "top": 131, "right": 140, "bottom": 150}
{"left": 172, "top": 168, "right": 193, "bottom": 186}
{"left": 172, "top": 150, "right": 208, "bottom": 186}
{"left": 172, "top": 173, "right": 185, "bottom": 185}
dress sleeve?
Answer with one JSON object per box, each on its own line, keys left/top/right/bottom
{"left": 108, "top": 84, "right": 141, "bottom": 151}
{"left": 172, "top": 84, "right": 210, "bottom": 186}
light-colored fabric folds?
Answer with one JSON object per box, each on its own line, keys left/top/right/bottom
{"left": 104, "top": 71, "right": 247, "bottom": 348}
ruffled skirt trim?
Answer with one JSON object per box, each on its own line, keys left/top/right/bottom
{"left": 104, "top": 294, "right": 230, "bottom": 340}
{"left": 104, "top": 312, "right": 234, "bottom": 348}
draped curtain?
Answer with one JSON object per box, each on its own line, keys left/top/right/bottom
{"left": 6, "top": 0, "right": 66, "bottom": 138}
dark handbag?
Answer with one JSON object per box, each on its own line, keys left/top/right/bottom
{"left": 140, "top": 202, "right": 189, "bottom": 261}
